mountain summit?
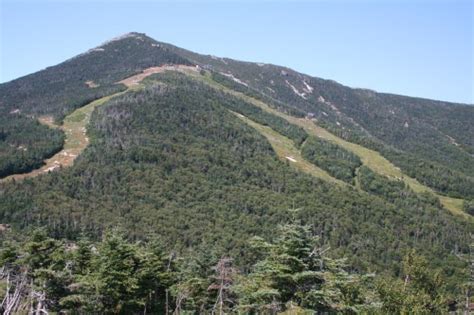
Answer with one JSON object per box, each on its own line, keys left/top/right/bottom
{"left": 0, "top": 32, "right": 473, "bottom": 313}
{"left": 1, "top": 32, "right": 473, "bottom": 197}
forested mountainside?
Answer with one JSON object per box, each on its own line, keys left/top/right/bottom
{"left": 0, "top": 33, "right": 190, "bottom": 119}
{"left": 167, "top": 43, "right": 474, "bottom": 199}
{"left": 0, "top": 110, "right": 64, "bottom": 177}
{"left": 1, "top": 32, "right": 473, "bottom": 197}
{"left": 0, "top": 33, "right": 473, "bottom": 313}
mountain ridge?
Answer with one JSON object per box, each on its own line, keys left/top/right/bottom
{"left": 0, "top": 32, "right": 473, "bottom": 312}
{"left": 3, "top": 31, "right": 471, "bottom": 106}
{"left": 1, "top": 32, "right": 473, "bottom": 199}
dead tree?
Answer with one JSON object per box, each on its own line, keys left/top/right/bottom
{"left": 1, "top": 267, "right": 29, "bottom": 315}
{"left": 208, "top": 257, "right": 236, "bottom": 315}
{"left": 1, "top": 266, "right": 50, "bottom": 315}
{"left": 173, "top": 285, "right": 191, "bottom": 315}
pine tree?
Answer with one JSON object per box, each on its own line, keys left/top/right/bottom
{"left": 377, "top": 249, "right": 449, "bottom": 314}
{"left": 94, "top": 230, "right": 143, "bottom": 314}
{"left": 59, "top": 238, "right": 101, "bottom": 313}
{"left": 137, "top": 238, "right": 173, "bottom": 314}
{"left": 170, "top": 253, "right": 211, "bottom": 314}
{"left": 236, "top": 219, "right": 376, "bottom": 313}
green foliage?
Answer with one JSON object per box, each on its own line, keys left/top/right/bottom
{"left": 358, "top": 166, "right": 410, "bottom": 202}
{"left": 349, "top": 121, "right": 472, "bottom": 202}
{"left": 463, "top": 200, "right": 474, "bottom": 216}
{"left": 95, "top": 231, "right": 144, "bottom": 312}
{"left": 377, "top": 250, "right": 449, "bottom": 314}
{"left": 0, "top": 32, "right": 471, "bottom": 314}
{"left": 0, "top": 223, "right": 465, "bottom": 313}
{"left": 235, "top": 219, "right": 377, "bottom": 313}
{"left": 381, "top": 148, "right": 474, "bottom": 199}
{"left": 210, "top": 71, "right": 309, "bottom": 118}
{"left": 324, "top": 122, "right": 474, "bottom": 199}
{"left": 0, "top": 229, "right": 174, "bottom": 314}
{"left": 0, "top": 77, "right": 471, "bottom": 291}
{"left": 2, "top": 31, "right": 473, "bottom": 197}
{"left": 170, "top": 256, "right": 211, "bottom": 313}
{"left": 185, "top": 48, "right": 474, "bottom": 198}
{"left": 301, "top": 137, "right": 362, "bottom": 183}
{"left": 0, "top": 33, "right": 190, "bottom": 120}
{"left": 0, "top": 229, "right": 70, "bottom": 312}
{"left": 0, "top": 111, "right": 64, "bottom": 177}
{"left": 151, "top": 72, "right": 308, "bottom": 147}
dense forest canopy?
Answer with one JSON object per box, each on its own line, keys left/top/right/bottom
{"left": 301, "top": 137, "right": 362, "bottom": 183}
{"left": 1, "top": 221, "right": 457, "bottom": 314}
{"left": 1, "top": 74, "right": 471, "bottom": 273}
{"left": 0, "top": 33, "right": 472, "bottom": 313}
{"left": 0, "top": 110, "right": 64, "bottom": 178}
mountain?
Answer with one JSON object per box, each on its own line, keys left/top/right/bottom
{"left": 0, "top": 32, "right": 472, "bottom": 313}
{"left": 0, "top": 33, "right": 190, "bottom": 118}
{"left": 2, "top": 33, "right": 473, "bottom": 198}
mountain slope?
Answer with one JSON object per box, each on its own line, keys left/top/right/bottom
{"left": 143, "top": 67, "right": 467, "bottom": 216}
{"left": 168, "top": 46, "right": 474, "bottom": 199}
{"left": 0, "top": 33, "right": 472, "bottom": 297}
{"left": 0, "top": 33, "right": 193, "bottom": 178}
{"left": 1, "top": 73, "right": 471, "bottom": 278}
{"left": 0, "top": 112, "right": 64, "bottom": 177}
{"left": 0, "top": 33, "right": 190, "bottom": 119}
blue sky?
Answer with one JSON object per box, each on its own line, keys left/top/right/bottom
{"left": 1, "top": 0, "right": 472, "bottom": 103}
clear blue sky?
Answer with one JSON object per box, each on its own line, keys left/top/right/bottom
{"left": 1, "top": 0, "right": 472, "bottom": 103}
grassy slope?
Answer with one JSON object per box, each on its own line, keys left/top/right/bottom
{"left": 0, "top": 91, "right": 127, "bottom": 183}
{"left": 0, "top": 67, "right": 162, "bottom": 183}
{"left": 1, "top": 69, "right": 471, "bottom": 292}
{"left": 231, "top": 111, "right": 344, "bottom": 185}
{"left": 176, "top": 70, "right": 467, "bottom": 218}
{"left": 2, "top": 64, "right": 466, "bottom": 217}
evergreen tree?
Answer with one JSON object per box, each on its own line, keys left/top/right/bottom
{"left": 236, "top": 219, "right": 376, "bottom": 313}
{"left": 463, "top": 200, "right": 474, "bottom": 216}
{"left": 94, "top": 230, "right": 143, "bottom": 313}
{"left": 137, "top": 239, "right": 173, "bottom": 314}
{"left": 377, "top": 250, "right": 449, "bottom": 314}
{"left": 170, "top": 254, "right": 211, "bottom": 313}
